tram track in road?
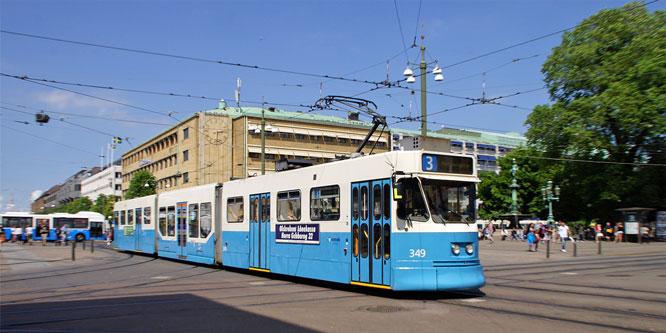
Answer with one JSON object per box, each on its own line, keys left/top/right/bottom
{"left": 0, "top": 265, "right": 214, "bottom": 304}
{"left": 436, "top": 296, "right": 659, "bottom": 333}
{"left": 483, "top": 253, "right": 665, "bottom": 272}
{"left": 1, "top": 248, "right": 145, "bottom": 283}
{"left": 486, "top": 257, "right": 666, "bottom": 280}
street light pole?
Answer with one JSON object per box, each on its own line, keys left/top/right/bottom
{"left": 261, "top": 105, "right": 265, "bottom": 175}
{"left": 420, "top": 45, "right": 427, "bottom": 137}
{"left": 541, "top": 180, "right": 560, "bottom": 224}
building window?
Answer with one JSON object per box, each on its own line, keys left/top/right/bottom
{"left": 183, "top": 128, "right": 189, "bottom": 139}
{"left": 249, "top": 152, "right": 260, "bottom": 159}
{"left": 280, "top": 133, "right": 291, "bottom": 139}
{"left": 295, "top": 134, "right": 306, "bottom": 140}
{"left": 115, "top": 185, "right": 121, "bottom": 191}
{"left": 324, "top": 136, "right": 333, "bottom": 142}
{"left": 115, "top": 172, "right": 122, "bottom": 178}
{"left": 337, "top": 138, "right": 347, "bottom": 144}
{"left": 183, "top": 172, "right": 189, "bottom": 183}
{"left": 310, "top": 135, "right": 319, "bottom": 141}
{"left": 183, "top": 150, "right": 189, "bottom": 161}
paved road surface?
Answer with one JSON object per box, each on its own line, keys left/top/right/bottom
{"left": 1, "top": 239, "right": 665, "bottom": 332}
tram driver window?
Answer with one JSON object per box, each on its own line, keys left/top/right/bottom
{"left": 396, "top": 178, "right": 429, "bottom": 222}
{"left": 189, "top": 203, "right": 199, "bottom": 238}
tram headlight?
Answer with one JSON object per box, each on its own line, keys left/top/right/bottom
{"left": 451, "top": 244, "right": 461, "bottom": 255}
{"left": 465, "top": 243, "right": 474, "bottom": 255}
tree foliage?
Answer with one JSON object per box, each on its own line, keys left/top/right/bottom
{"left": 523, "top": 2, "right": 665, "bottom": 221}
{"left": 480, "top": 3, "right": 665, "bottom": 223}
{"left": 93, "top": 194, "right": 119, "bottom": 219}
{"left": 69, "top": 197, "right": 93, "bottom": 213}
{"left": 125, "top": 170, "right": 156, "bottom": 199}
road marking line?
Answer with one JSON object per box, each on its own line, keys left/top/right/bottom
{"left": 561, "top": 272, "right": 578, "bottom": 275}
{"left": 152, "top": 276, "right": 171, "bottom": 279}
{"left": 461, "top": 298, "right": 485, "bottom": 303}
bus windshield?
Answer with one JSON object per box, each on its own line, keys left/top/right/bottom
{"left": 421, "top": 179, "right": 475, "bottom": 223}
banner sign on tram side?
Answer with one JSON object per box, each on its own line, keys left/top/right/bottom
{"left": 276, "top": 224, "right": 320, "bottom": 244}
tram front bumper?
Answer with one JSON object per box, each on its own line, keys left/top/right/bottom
{"left": 392, "top": 263, "right": 485, "bottom": 291}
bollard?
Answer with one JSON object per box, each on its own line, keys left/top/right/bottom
{"left": 91, "top": 239, "right": 94, "bottom": 253}
{"left": 573, "top": 242, "right": 577, "bottom": 257}
{"left": 546, "top": 240, "right": 550, "bottom": 258}
{"left": 71, "top": 241, "right": 76, "bottom": 261}
{"left": 598, "top": 240, "right": 602, "bottom": 255}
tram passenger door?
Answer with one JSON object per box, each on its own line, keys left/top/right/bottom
{"left": 250, "top": 193, "right": 270, "bottom": 270}
{"left": 352, "top": 179, "right": 391, "bottom": 287}
{"left": 177, "top": 202, "right": 187, "bottom": 258}
{"left": 135, "top": 208, "right": 142, "bottom": 250}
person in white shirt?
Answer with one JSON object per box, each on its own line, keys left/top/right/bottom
{"left": 558, "top": 221, "right": 571, "bottom": 252}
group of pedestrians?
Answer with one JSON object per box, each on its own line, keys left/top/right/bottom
{"left": 5, "top": 225, "right": 70, "bottom": 245}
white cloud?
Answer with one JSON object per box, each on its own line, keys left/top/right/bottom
{"left": 34, "top": 90, "right": 132, "bottom": 120}
{"left": 30, "top": 190, "right": 43, "bottom": 201}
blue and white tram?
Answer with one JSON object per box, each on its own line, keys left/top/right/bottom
{"left": 114, "top": 184, "right": 220, "bottom": 265}
{"left": 114, "top": 150, "right": 485, "bottom": 291}
{"left": 114, "top": 195, "right": 157, "bottom": 254}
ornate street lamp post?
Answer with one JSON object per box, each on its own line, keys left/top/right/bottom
{"left": 541, "top": 180, "right": 560, "bottom": 224}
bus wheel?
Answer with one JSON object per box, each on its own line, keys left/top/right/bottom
{"left": 75, "top": 234, "right": 85, "bottom": 242}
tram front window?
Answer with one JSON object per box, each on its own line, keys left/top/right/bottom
{"left": 396, "top": 178, "right": 429, "bottom": 222}
{"left": 421, "top": 179, "right": 475, "bottom": 223}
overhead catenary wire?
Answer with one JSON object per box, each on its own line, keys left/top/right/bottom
{"left": 1, "top": 124, "right": 99, "bottom": 156}
{"left": 1, "top": 104, "right": 172, "bottom": 126}
{"left": 0, "top": 30, "right": 388, "bottom": 86}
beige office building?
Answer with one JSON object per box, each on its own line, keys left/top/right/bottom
{"left": 120, "top": 101, "right": 390, "bottom": 197}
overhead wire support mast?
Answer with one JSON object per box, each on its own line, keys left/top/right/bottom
{"left": 314, "top": 96, "right": 386, "bottom": 154}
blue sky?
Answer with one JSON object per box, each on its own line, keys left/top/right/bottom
{"left": 1, "top": 0, "right": 663, "bottom": 212}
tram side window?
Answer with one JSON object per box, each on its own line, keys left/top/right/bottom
{"left": 250, "top": 196, "right": 259, "bottom": 222}
{"left": 360, "top": 224, "right": 369, "bottom": 258}
{"left": 120, "top": 210, "right": 126, "bottom": 225}
{"left": 158, "top": 207, "right": 167, "bottom": 235}
{"left": 310, "top": 185, "right": 340, "bottom": 221}
{"left": 167, "top": 206, "right": 175, "bottom": 236}
{"left": 189, "top": 203, "right": 199, "bottom": 238}
{"left": 261, "top": 196, "right": 270, "bottom": 222}
{"left": 361, "top": 187, "right": 369, "bottom": 220}
{"left": 127, "top": 210, "right": 134, "bottom": 225}
{"left": 277, "top": 190, "right": 300, "bottom": 221}
{"left": 373, "top": 185, "right": 382, "bottom": 220}
{"left": 135, "top": 209, "right": 141, "bottom": 225}
{"left": 144, "top": 207, "right": 151, "bottom": 225}
{"left": 383, "top": 224, "right": 390, "bottom": 259}
{"left": 352, "top": 187, "right": 359, "bottom": 220}
{"left": 227, "top": 197, "right": 244, "bottom": 223}
{"left": 114, "top": 211, "right": 119, "bottom": 225}
{"left": 373, "top": 223, "right": 381, "bottom": 259}
{"left": 352, "top": 225, "right": 359, "bottom": 257}
{"left": 200, "top": 202, "right": 212, "bottom": 238}
{"left": 383, "top": 183, "right": 391, "bottom": 220}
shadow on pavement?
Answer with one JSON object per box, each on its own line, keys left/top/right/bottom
{"left": 1, "top": 293, "right": 315, "bottom": 332}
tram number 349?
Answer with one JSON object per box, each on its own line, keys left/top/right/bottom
{"left": 409, "top": 249, "right": 427, "bottom": 258}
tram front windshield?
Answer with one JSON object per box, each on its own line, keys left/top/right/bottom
{"left": 397, "top": 178, "right": 475, "bottom": 223}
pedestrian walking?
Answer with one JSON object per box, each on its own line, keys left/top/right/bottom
{"left": 25, "top": 225, "right": 34, "bottom": 245}
{"left": 558, "top": 221, "right": 571, "bottom": 252}
{"left": 12, "top": 227, "right": 22, "bottom": 243}
{"left": 40, "top": 222, "right": 49, "bottom": 246}
{"left": 487, "top": 221, "right": 495, "bottom": 244}
{"left": 55, "top": 226, "right": 62, "bottom": 246}
{"left": 527, "top": 224, "right": 536, "bottom": 252}
{"left": 614, "top": 222, "right": 624, "bottom": 243}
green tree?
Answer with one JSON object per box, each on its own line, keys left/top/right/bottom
{"left": 69, "top": 197, "right": 93, "bottom": 213}
{"left": 125, "top": 170, "right": 156, "bottom": 199}
{"left": 525, "top": 2, "right": 665, "bottom": 221}
{"left": 477, "top": 148, "right": 560, "bottom": 219}
{"left": 93, "top": 194, "right": 119, "bottom": 219}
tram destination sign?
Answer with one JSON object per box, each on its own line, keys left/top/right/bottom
{"left": 276, "top": 224, "right": 320, "bottom": 245}
{"left": 422, "top": 153, "right": 474, "bottom": 175}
